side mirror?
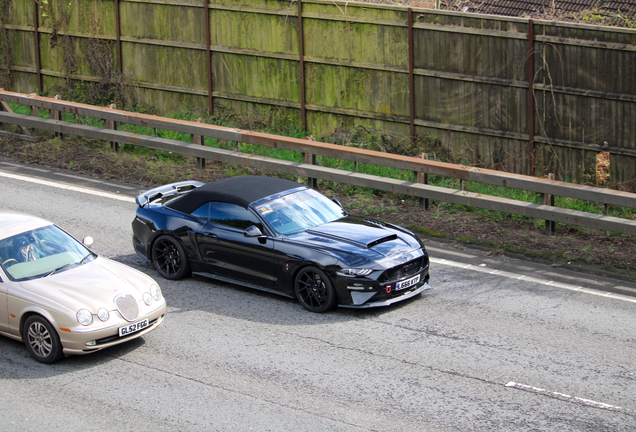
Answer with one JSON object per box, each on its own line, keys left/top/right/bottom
{"left": 83, "top": 236, "right": 94, "bottom": 248}
{"left": 244, "top": 226, "right": 264, "bottom": 238}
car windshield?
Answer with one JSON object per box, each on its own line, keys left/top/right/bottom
{"left": 254, "top": 189, "right": 347, "bottom": 235}
{"left": 0, "top": 225, "right": 94, "bottom": 282}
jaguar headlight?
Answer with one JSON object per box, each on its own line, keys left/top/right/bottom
{"left": 77, "top": 309, "right": 93, "bottom": 326}
{"left": 97, "top": 308, "right": 109, "bottom": 322}
{"left": 150, "top": 284, "right": 161, "bottom": 301}
{"left": 336, "top": 268, "right": 373, "bottom": 277}
{"left": 143, "top": 292, "right": 153, "bottom": 306}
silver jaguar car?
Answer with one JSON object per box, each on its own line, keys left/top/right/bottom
{"left": 0, "top": 210, "right": 166, "bottom": 363}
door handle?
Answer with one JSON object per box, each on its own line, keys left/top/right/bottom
{"left": 202, "top": 232, "right": 217, "bottom": 238}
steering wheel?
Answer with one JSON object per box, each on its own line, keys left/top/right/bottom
{"left": 2, "top": 258, "right": 18, "bottom": 267}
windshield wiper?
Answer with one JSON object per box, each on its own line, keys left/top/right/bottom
{"left": 78, "top": 252, "right": 93, "bottom": 266}
{"left": 45, "top": 262, "right": 73, "bottom": 277}
{"left": 45, "top": 253, "right": 93, "bottom": 277}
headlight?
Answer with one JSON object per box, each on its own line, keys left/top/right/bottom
{"left": 97, "top": 308, "right": 109, "bottom": 322}
{"left": 143, "top": 292, "right": 152, "bottom": 306}
{"left": 150, "top": 284, "right": 161, "bottom": 301}
{"left": 77, "top": 309, "right": 93, "bottom": 326}
{"left": 336, "top": 268, "right": 373, "bottom": 277}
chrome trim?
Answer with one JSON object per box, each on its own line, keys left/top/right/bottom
{"left": 147, "top": 297, "right": 167, "bottom": 312}
{"left": 62, "top": 315, "right": 165, "bottom": 356}
{"left": 69, "top": 299, "right": 164, "bottom": 333}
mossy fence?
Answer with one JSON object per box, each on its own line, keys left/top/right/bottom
{"left": 2, "top": 0, "right": 636, "bottom": 187}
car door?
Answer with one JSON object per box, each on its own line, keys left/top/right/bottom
{"left": 193, "top": 202, "right": 276, "bottom": 288}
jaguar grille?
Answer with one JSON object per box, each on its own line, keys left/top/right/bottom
{"left": 115, "top": 293, "right": 140, "bottom": 322}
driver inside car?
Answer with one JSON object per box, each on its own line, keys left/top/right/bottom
{"left": 14, "top": 236, "right": 41, "bottom": 262}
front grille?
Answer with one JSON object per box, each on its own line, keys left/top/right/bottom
{"left": 115, "top": 294, "right": 140, "bottom": 322}
{"left": 380, "top": 258, "right": 423, "bottom": 283}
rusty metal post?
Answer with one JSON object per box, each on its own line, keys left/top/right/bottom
{"left": 204, "top": 0, "right": 213, "bottom": 115}
{"left": 193, "top": 118, "right": 206, "bottom": 169}
{"left": 298, "top": 0, "right": 306, "bottom": 130}
{"left": 528, "top": 19, "right": 535, "bottom": 176}
{"left": 543, "top": 172, "right": 555, "bottom": 235}
{"left": 106, "top": 103, "right": 119, "bottom": 151}
{"left": 33, "top": 0, "right": 42, "bottom": 93}
{"left": 408, "top": 8, "right": 415, "bottom": 142}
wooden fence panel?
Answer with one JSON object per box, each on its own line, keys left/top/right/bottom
{"left": 533, "top": 21, "right": 636, "bottom": 184}
{"left": 212, "top": 52, "right": 301, "bottom": 103}
{"left": 3, "top": 0, "right": 636, "bottom": 186}
{"left": 7, "top": 0, "right": 33, "bottom": 27}
{"left": 120, "top": 2, "right": 202, "bottom": 43}
{"left": 209, "top": 5, "right": 298, "bottom": 55}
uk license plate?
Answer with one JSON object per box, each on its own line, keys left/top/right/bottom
{"left": 119, "top": 318, "right": 149, "bottom": 337}
{"left": 396, "top": 274, "right": 420, "bottom": 291}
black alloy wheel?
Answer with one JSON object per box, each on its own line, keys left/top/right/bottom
{"left": 295, "top": 266, "right": 337, "bottom": 313}
{"left": 23, "top": 315, "right": 64, "bottom": 364}
{"left": 152, "top": 235, "right": 191, "bottom": 280}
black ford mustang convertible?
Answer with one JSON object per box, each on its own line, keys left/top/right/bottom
{"left": 132, "top": 176, "right": 431, "bottom": 312}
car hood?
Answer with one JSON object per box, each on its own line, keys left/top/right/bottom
{"left": 15, "top": 257, "right": 156, "bottom": 313}
{"left": 284, "top": 216, "right": 423, "bottom": 267}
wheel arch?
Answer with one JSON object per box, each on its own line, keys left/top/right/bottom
{"left": 19, "top": 308, "right": 59, "bottom": 339}
{"left": 291, "top": 262, "right": 342, "bottom": 306}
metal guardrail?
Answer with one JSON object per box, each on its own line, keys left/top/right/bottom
{"left": 1, "top": 91, "right": 635, "bottom": 235}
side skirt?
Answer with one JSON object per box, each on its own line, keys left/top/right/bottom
{"left": 192, "top": 272, "right": 294, "bottom": 299}
{"left": 0, "top": 329, "right": 23, "bottom": 343}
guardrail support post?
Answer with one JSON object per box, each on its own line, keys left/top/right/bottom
{"left": 303, "top": 152, "right": 317, "bottom": 188}
{"left": 29, "top": 98, "right": 38, "bottom": 136}
{"left": 0, "top": 100, "right": 6, "bottom": 131}
{"left": 49, "top": 95, "right": 62, "bottom": 138}
{"left": 543, "top": 173, "right": 555, "bottom": 235}
{"left": 193, "top": 118, "right": 205, "bottom": 169}
{"left": 106, "top": 103, "right": 119, "bottom": 151}
{"left": 415, "top": 153, "right": 430, "bottom": 210}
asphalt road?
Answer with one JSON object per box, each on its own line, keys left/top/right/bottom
{"left": 1, "top": 160, "right": 635, "bottom": 432}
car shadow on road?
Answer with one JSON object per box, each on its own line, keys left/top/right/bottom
{"left": 113, "top": 254, "right": 428, "bottom": 327}
{"left": 0, "top": 334, "right": 148, "bottom": 377}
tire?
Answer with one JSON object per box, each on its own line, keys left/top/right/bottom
{"left": 23, "top": 315, "right": 64, "bottom": 364}
{"left": 294, "top": 266, "right": 337, "bottom": 313}
{"left": 152, "top": 235, "right": 191, "bottom": 280}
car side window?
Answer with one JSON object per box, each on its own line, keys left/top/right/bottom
{"left": 192, "top": 202, "right": 263, "bottom": 231}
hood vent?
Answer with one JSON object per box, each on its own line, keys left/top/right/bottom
{"left": 367, "top": 234, "right": 398, "bottom": 249}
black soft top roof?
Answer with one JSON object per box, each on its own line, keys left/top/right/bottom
{"left": 166, "top": 175, "right": 304, "bottom": 214}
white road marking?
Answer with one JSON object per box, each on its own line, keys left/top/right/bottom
{"left": 430, "top": 257, "right": 636, "bottom": 304}
{"left": 505, "top": 382, "right": 632, "bottom": 415}
{"left": 0, "top": 171, "right": 136, "bottom": 203}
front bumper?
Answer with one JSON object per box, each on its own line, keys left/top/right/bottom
{"left": 59, "top": 301, "right": 166, "bottom": 355}
{"left": 339, "top": 279, "right": 432, "bottom": 309}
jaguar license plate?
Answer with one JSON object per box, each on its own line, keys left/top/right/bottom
{"left": 119, "top": 318, "right": 149, "bottom": 337}
{"left": 396, "top": 274, "right": 420, "bottom": 291}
